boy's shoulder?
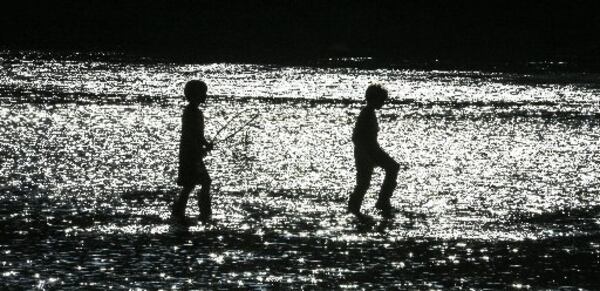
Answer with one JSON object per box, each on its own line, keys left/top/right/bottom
{"left": 358, "top": 106, "right": 375, "bottom": 118}
{"left": 183, "top": 105, "right": 203, "bottom": 115}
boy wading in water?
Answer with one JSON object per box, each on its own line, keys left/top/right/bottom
{"left": 172, "top": 80, "right": 214, "bottom": 224}
{"left": 349, "top": 84, "right": 400, "bottom": 217}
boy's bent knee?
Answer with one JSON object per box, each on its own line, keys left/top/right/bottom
{"left": 201, "top": 177, "right": 212, "bottom": 187}
{"left": 386, "top": 162, "right": 400, "bottom": 175}
{"left": 182, "top": 185, "right": 195, "bottom": 192}
{"left": 355, "top": 181, "right": 370, "bottom": 191}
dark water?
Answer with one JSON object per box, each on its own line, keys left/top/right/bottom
{"left": 1, "top": 50, "right": 600, "bottom": 289}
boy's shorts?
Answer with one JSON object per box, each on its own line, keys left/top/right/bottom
{"left": 177, "top": 159, "right": 210, "bottom": 186}
{"left": 354, "top": 145, "right": 398, "bottom": 173}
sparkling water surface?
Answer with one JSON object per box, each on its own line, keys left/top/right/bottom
{"left": 1, "top": 51, "right": 600, "bottom": 289}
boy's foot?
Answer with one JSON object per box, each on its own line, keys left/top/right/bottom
{"left": 348, "top": 197, "right": 363, "bottom": 216}
{"left": 170, "top": 213, "right": 195, "bottom": 226}
{"left": 375, "top": 200, "right": 396, "bottom": 218}
{"left": 347, "top": 204, "right": 362, "bottom": 216}
{"left": 198, "top": 212, "right": 212, "bottom": 223}
{"left": 354, "top": 212, "right": 376, "bottom": 225}
{"left": 171, "top": 217, "right": 195, "bottom": 226}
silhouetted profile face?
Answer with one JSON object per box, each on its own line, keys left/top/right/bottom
{"left": 184, "top": 80, "right": 208, "bottom": 106}
{"left": 365, "top": 84, "right": 388, "bottom": 109}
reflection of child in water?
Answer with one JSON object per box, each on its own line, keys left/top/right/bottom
{"left": 348, "top": 84, "right": 400, "bottom": 217}
{"left": 172, "top": 80, "right": 214, "bottom": 223}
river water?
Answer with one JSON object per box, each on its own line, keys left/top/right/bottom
{"left": 1, "top": 50, "right": 600, "bottom": 289}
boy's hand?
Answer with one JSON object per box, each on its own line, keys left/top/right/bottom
{"left": 206, "top": 142, "right": 214, "bottom": 152}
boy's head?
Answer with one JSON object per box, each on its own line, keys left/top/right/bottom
{"left": 365, "top": 84, "right": 388, "bottom": 108}
{"left": 184, "top": 80, "right": 208, "bottom": 104}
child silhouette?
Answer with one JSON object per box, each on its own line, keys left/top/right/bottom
{"left": 172, "top": 80, "right": 214, "bottom": 224}
{"left": 348, "top": 84, "right": 400, "bottom": 217}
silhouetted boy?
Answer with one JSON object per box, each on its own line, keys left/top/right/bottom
{"left": 172, "top": 80, "right": 214, "bottom": 224}
{"left": 349, "top": 84, "right": 400, "bottom": 217}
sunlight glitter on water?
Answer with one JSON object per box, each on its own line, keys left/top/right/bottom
{"left": 3, "top": 57, "right": 600, "bottom": 241}
{"left": 3, "top": 51, "right": 600, "bottom": 106}
{"left": 3, "top": 99, "right": 600, "bottom": 240}
{"left": 2, "top": 51, "right": 600, "bottom": 289}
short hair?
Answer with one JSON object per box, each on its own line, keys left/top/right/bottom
{"left": 365, "top": 84, "right": 388, "bottom": 103}
{"left": 184, "top": 80, "right": 207, "bottom": 102}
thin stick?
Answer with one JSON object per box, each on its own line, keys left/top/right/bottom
{"left": 216, "top": 113, "right": 260, "bottom": 143}
{"left": 211, "top": 108, "right": 251, "bottom": 143}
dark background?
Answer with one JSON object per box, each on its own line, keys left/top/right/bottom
{"left": 2, "top": 0, "right": 599, "bottom": 66}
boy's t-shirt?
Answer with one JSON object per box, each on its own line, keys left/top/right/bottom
{"left": 179, "top": 105, "right": 206, "bottom": 162}
{"left": 352, "top": 106, "right": 379, "bottom": 148}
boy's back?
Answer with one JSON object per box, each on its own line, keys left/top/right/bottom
{"left": 352, "top": 106, "right": 379, "bottom": 149}
{"left": 180, "top": 105, "right": 206, "bottom": 160}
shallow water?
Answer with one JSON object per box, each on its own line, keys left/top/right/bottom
{"left": 1, "top": 50, "right": 600, "bottom": 289}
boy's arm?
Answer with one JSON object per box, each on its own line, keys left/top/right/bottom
{"left": 197, "top": 112, "right": 214, "bottom": 151}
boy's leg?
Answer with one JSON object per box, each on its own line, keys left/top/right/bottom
{"left": 197, "top": 166, "right": 212, "bottom": 222}
{"left": 172, "top": 185, "right": 194, "bottom": 220}
{"left": 349, "top": 148, "right": 373, "bottom": 214}
{"left": 371, "top": 148, "right": 400, "bottom": 211}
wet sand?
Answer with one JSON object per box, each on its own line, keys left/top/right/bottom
{"left": 2, "top": 186, "right": 600, "bottom": 289}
